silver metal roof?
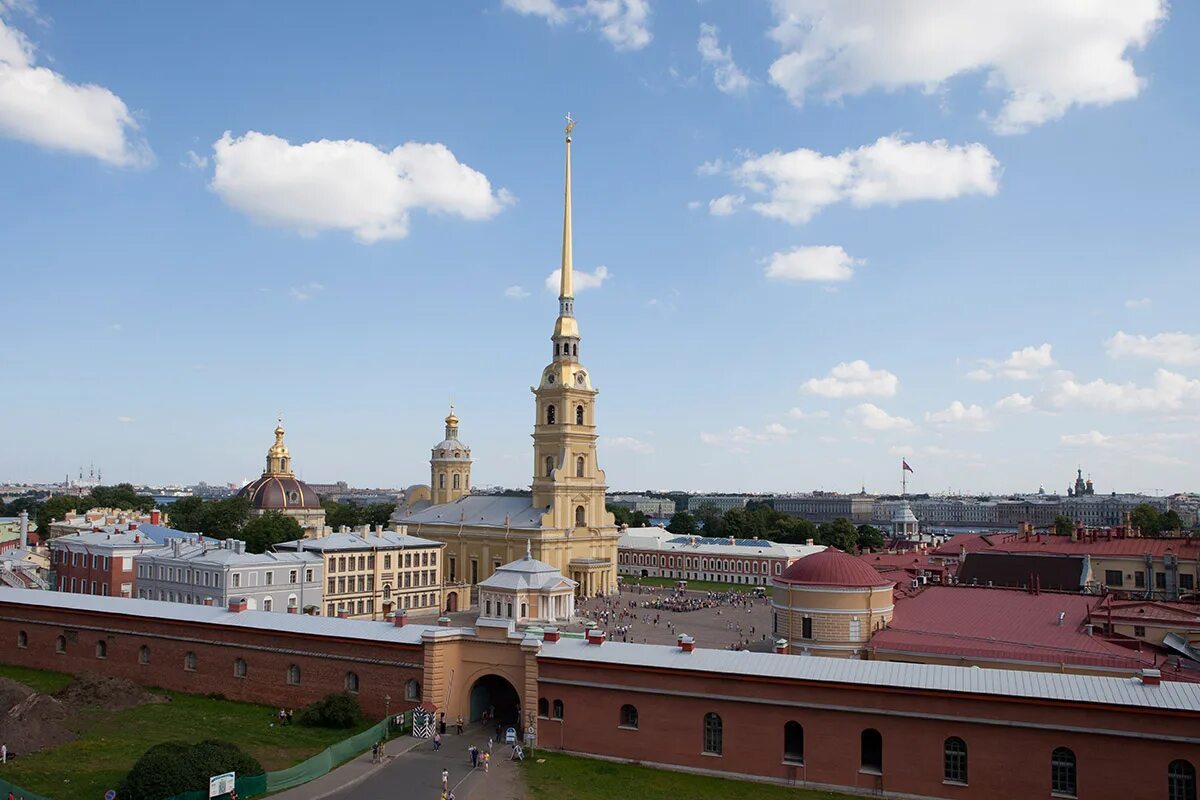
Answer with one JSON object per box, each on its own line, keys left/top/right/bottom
{"left": 536, "top": 637, "right": 1200, "bottom": 712}
{"left": 275, "top": 529, "right": 443, "bottom": 552}
{"left": 0, "top": 587, "right": 434, "bottom": 646}
{"left": 396, "top": 495, "right": 547, "bottom": 529}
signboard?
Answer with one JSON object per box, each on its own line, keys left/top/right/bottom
{"left": 505, "top": 727, "right": 517, "bottom": 744}
{"left": 105, "top": 791, "right": 116, "bottom": 800}
{"left": 209, "top": 772, "right": 235, "bottom": 798}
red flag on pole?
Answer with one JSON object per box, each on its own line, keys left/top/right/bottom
{"left": 902, "top": 460, "right": 914, "bottom": 473}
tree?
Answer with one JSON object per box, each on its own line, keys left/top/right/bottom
{"left": 856, "top": 524, "right": 885, "bottom": 551}
{"left": 607, "top": 504, "right": 633, "bottom": 527}
{"left": 665, "top": 511, "right": 698, "bottom": 536}
{"left": 322, "top": 499, "right": 363, "bottom": 530}
{"left": 89, "top": 483, "right": 155, "bottom": 512}
{"left": 628, "top": 509, "right": 651, "bottom": 528}
{"left": 1162, "top": 509, "right": 1183, "bottom": 533}
{"left": 816, "top": 518, "right": 859, "bottom": 552}
{"left": 118, "top": 740, "right": 263, "bottom": 800}
{"left": 298, "top": 692, "right": 362, "bottom": 729}
{"left": 695, "top": 505, "right": 725, "bottom": 537}
{"left": 361, "top": 502, "right": 397, "bottom": 528}
{"left": 36, "top": 494, "right": 90, "bottom": 536}
{"left": 1054, "top": 515, "right": 1074, "bottom": 538}
{"left": 240, "top": 513, "right": 303, "bottom": 553}
{"left": 1130, "top": 503, "right": 1166, "bottom": 536}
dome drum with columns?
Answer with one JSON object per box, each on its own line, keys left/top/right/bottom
{"left": 237, "top": 421, "right": 326, "bottom": 534}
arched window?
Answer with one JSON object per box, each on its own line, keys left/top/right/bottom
{"left": 345, "top": 672, "right": 359, "bottom": 693}
{"left": 520, "top": 602, "right": 527, "bottom": 618}
{"left": 16, "top": 630, "right": 27, "bottom": 648}
{"left": 545, "top": 456, "right": 554, "bottom": 477}
{"left": 576, "top": 405, "right": 584, "bottom": 424}
{"left": 576, "top": 456, "right": 585, "bottom": 477}
{"left": 861, "top": 728, "right": 883, "bottom": 773}
{"left": 95, "top": 640, "right": 107, "bottom": 658}
{"left": 538, "top": 697, "right": 549, "bottom": 717}
{"left": 784, "top": 721, "right": 804, "bottom": 764}
{"left": 1051, "top": 747, "right": 1076, "bottom": 797}
{"left": 139, "top": 645, "right": 150, "bottom": 665}
{"left": 234, "top": 658, "right": 247, "bottom": 678}
{"left": 620, "top": 704, "right": 639, "bottom": 729}
{"left": 281, "top": 458, "right": 289, "bottom": 472}
{"left": 555, "top": 343, "right": 561, "bottom": 356}
{"left": 184, "top": 651, "right": 197, "bottom": 671}
{"left": 405, "top": 678, "right": 421, "bottom": 701}
{"left": 572, "top": 344, "right": 577, "bottom": 356}
{"left": 552, "top": 699, "right": 564, "bottom": 719}
{"left": 287, "top": 664, "right": 301, "bottom": 685}
{"left": 546, "top": 405, "right": 556, "bottom": 425}
{"left": 575, "top": 505, "right": 586, "bottom": 527}
{"left": 1169, "top": 760, "right": 1196, "bottom": 800}
{"left": 55, "top": 635, "right": 66, "bottom": 653}
{"left": 453, "top": 473, "right": 460, "bottom": 489}
{"left": 703, "top": 712, "right": 722, "bottom": 755}
{"left": 944, "top": 737, "right": 967, "bottom": 784}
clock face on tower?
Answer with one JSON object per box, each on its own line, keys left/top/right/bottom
{"left": 576, "top": 371, "right": 587, "bottom": 385}
{"left": 547, "top": 373, "right": 555, "bottom": 384}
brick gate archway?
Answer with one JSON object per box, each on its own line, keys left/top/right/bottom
{"left": 469, "top": 673, "right": 520, "bottom": 725}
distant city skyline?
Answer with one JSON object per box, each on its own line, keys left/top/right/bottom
{"left": 2, "top": 2, "right": 1198, "bottom": 494}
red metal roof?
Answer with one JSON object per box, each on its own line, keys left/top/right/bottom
{"left": 931, "top": 532, "right": 1200, "bottom": 561}
{"left": 872, "top": 586, "right": 1172, "bottom": 674}
{"left": 777, "top": 548, "right": 894, "bottom": 588}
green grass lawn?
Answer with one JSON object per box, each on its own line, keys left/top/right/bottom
{"left": 522, "top": 752, "right": 855, "bottom": 800}
{"left": 622, "top": 576, "right": 773, "bottom": 596}
{"left": 0, "top": 665, "right": 372, "bottom": 800}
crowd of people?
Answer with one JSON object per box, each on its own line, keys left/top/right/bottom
{"left": 573, "top": 583, "right": 772, "bottom": 649}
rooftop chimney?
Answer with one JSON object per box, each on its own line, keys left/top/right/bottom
{"left": 150, "top": 509, "right": 161, "bottom": 525}
{"left": 586, "top": 628, "right": 606, "bottom": 645}
{"left": 287, "top": 605, "right": 298, "bottom": 614}
{"left": 677, "top": 634, "right": 695, "bottom": 653}
{"left": 438, "top": 616, "right": 452, "bottom": 627}
{"left": 127, "top": 522, "right": 138, "bottom": 531}
{"left": 392, "top": 610, "right": 408, "bottom": 627}
{"left": 1057, "top": 611, "right": 1066, "bottom": 626}
{"left": 337, "top": 609, "right": 349, "bottom": 619}
{"left": 228, "top": 598, "right": 247, "bottom": 613}
{"left": 1139, "top": 668, "right": 1162, "bottom": 686}
{"left": 543, "top": 627, "right": 560, "bottom": 643}
{"left": 18, "top": 511, "right": 28, "bottom": 550}
{"left": 774, "top": 638, "right": 788, "bottom": 654}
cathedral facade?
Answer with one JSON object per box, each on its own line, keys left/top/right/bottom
{"left": 393, "top": 121, "right": 618, "bottom": 600}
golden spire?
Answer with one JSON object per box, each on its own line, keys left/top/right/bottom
{"left": 266, "top": 417, "right": 293, "bottom": 476}
{"left": 560, "top": 113, "right": 575, "bottom": 299}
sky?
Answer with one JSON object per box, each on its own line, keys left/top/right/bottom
{"left": 2, "top": 0, "right": 1198, "bottom": 496}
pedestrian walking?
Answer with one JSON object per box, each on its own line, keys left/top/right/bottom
{"left": 456, "top": 715, "right": 464, "bottom": 735}
{"left": 469, "top": 745, "right": 479, "bottom": 768}
{"left": 433, "top": 732, "right": 442, "bottom": 751}
{"left": 441, "top": 768, "right": 449, "bottom": 792}
{"left": 1, "top": 742, "right": 6, "bottom": 764}
{"left": 483, "top": 752, "right": 490, "bottom": 773}
{"left": 371, "top": 741, "right": 379, "bottom": 764}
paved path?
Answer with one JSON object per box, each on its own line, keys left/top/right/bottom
{"left": 306, "top": 724, "right": 522, "bottom": 800}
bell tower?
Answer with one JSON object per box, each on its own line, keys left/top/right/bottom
{"left": 431, "top": 407, "right": 472, "bottom": 506}
{"left": 531, "top": 116, "right": 614, "bottom": 539}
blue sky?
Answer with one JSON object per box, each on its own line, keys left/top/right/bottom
{"left": 2, "top": 1, "right": 1198, "bottom": 495}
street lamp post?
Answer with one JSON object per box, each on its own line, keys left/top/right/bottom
{"left": 385, "top": 694, "right": 391, "bottom": 737}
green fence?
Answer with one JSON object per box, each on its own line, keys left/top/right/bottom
{"left": 160, "top": 716, "right": 397, "bottom": 800}
{"left": 1, "top": 774, "right": 53, "bottom": 800}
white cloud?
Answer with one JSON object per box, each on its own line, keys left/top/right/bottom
{"left": 707, "top": 193, "right": 743, "bottom": 216}
{"left": 544, "top": 265, "right": 609, "bottom": 292}
{"left": 925, "top": 400, "right": 990, "bottom": 430}
{"left": 602, "top": 435, "right": 654, "bottom": 454}
{"left": 0, "top": 15, "right": 151, "bottom": 166}
{"left": 700, "top": 423, "right": 793, "bottom": 451}
{"left": 686, "top": 200, "right": 702, "bottom": 210}
{"left": 1060, "top": 430, "right": 1110, "bottom": 447}
{"left": 182, "top": 149, "right": 208, "bottom": 170}
{"left": 846, "top": 403, "right": 913, "bottom": 431}
{"left": 698, "top": 23, "right": 752, "bottom": 95}
{"left": 766, "top": 0, "right": 1166, "bottom": 134}
{"left": 1060, "top": 429, "right": 1195, "bottom": 466}
{"left": 117, "top": 415, "right": 134, "bottom": 424}
{"left": 787, "top": 407, "right": 830, "bottom": 420}
{"left": 765, "top": 245, "right": 860, "bottom": 282}
{"left": 1105, "top": 331, "right": 1200, "bottom": 366}
{"left": 209, "top": 131, "right": 511, "bottom": 243}
{"left": 802, "top": 360, "right": 898, "bottom": 398}
{"left": 994, "top": 392, "right": 1034, "bottom": 413}
{"left": 1124, "top": 297, "right": 1152, "bottom": 310}
{"left": 289, "top": 282, "right": 324, "bottom": 302}
{"left": 1048, "top": 369, "right": 1200, "bottom": 413}
{"left": 503, "top": 0, "right": 651, "bottom": 51}
{"left": 969, "top": 343, "right": 1055, "bottom": 380}
{"left": 888, "top": 444, "right": 976, "bottom": 460}
{"left": 708, "top": 135, "right": 998, "bottom": 224}
{"left": 504, "top": 285, "right": 530, "bottom": 300}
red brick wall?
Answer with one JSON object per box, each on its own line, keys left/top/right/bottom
{"left": 0, "top": 602, "right": 422, "bottom": 718}
{"left": 536, "top": 656, "right": 1200, "bottom": 800}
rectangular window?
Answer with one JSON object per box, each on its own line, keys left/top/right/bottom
{"left": 289, "top": 569, "right": 298, "bottom": 584}
{"left": 368, "top": 555, "right": 375, "bottom": 569}
{"left": 430, "top": 552, "right": 437, "bottom": 566}
{"left": 327, "top": 603, "right": 334, "bottom": 616}
{"left": 328, "top": 577, "right": 335, "bottom": 593}
{"left": 1181, "top": 574, "right": 1195, "bottom": 590}
{"left": 305, "top": 568, "right": 314, "bottom": 582}
{"left": 1133, "top": 626, "right": 1146, "bottom": 637}
{"left": 802, "top": 617, "right": 813, "bottom": 639}
{"left": 405, "top": 553, "right": 412, "bottom": 568}
{"left": 338, "top": 577, "right": 346, "bottom": 593}
{"left": 1156, "top": 572, "right": 1167, "bottom": 590}
{"left": 1104, "top": 570, "right": 1123, "bottom": 587}
{"left": 1135, "top": 572, "right": 1146, "bottom": 588}
{"left": 449, "top": 557, "right": 456, "bottom": 581}
{"left": 233, "top": 573, "right": 241, "bottom": 588}
{"left": 265, "top": 571, "right": 274, "bottom": 585}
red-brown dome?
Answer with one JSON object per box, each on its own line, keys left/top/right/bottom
{"left": 776, "top": 549, "right": 894, "bottom": 588}
{"left": 237, "top": 475, "right": 321, "bottom": 511}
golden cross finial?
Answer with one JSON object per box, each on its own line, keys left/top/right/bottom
{"left": 565, "top": 112, "right": 576, "bottom": 140}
